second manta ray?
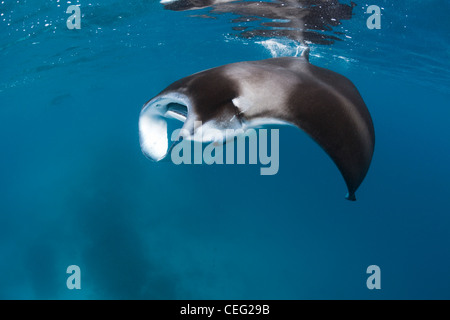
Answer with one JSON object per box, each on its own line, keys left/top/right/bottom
{"left": 139, "top": 49, "right": 375, "bottom": 200}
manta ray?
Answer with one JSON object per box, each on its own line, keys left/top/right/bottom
{"left": 139, "top": 49, "right": 375, "bottom": 200}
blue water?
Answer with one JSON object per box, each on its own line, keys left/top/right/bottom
{"left": 0, "top": 0, "right": 449, "bottom": 299}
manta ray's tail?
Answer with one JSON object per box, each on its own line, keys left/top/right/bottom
{"left": 301, "top": 47, "right": 310, "bottom": 61}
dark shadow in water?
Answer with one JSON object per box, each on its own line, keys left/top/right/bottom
{"left": 63, "top": 144, "right": 179, "bottom": 299}
{"left": 162, "top": 0, "right": 356, "bottom": 45}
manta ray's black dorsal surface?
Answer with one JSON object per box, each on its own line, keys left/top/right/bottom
{"left": 139, "top": 49, "right": 375, "bottom": 200}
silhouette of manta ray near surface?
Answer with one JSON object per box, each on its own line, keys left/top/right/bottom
{"left": 161, "top": 0, "right": 357, "bottom": 45}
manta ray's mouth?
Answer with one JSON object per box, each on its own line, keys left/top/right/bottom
{"left": 139, "top": 94, "right": 190, "bottom": 161}
{"left": 165, "top": 102, "right": 188, "bottom": 120}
